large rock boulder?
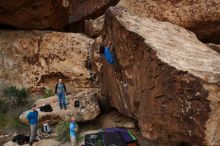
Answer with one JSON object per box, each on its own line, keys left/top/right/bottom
{"left": 69, "top": 0, "right": 119, "bottom": 23}
{"left": 118, "top": 0, "right": 220, "bottom": 42}
{"left": 0, "top": 30, "right": 94, "bottom": 93}
{"left": 98, "top": 7, "right": 220, "bottom": 146}
{"left": 0, "top": 0, "right": 119, "bottom": 30}
{"left": 20, "top": 89, "right": 100, "bottom": 125}
{"left": 0, "top": 0, "right": 70, "bottom": 30}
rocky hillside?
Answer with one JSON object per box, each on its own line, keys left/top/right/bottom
{"left": 0, "top": 0, "right": 220, "bottom": 146}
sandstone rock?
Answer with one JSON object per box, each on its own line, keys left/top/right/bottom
{"left": 0, "top": 0, "right": 71, "bottom": 30}
{"left": 0, "top": 30, "right": 94, "bottom": 93}
{"left": 117, "top": 0, "right": 220, "bottom": 42}
{"left": 207, "top": 43, "right": 220, "bottom": 54}
{"left": 96, "top": 110, "right": 137, "bottom": 129}
{"left": 69, "top": 0, "right": 119, "bottom": 23}
{"left": 85, "top": 15, "right": 104, "bottom": 38}
{"left": 98, "top": 7, "right": 220, "bottom": 146}
{"left": 0, "top": 0, "right": 119, "bottom": 30}
{"left": 20, "top": 89, "right": 100, "bottom": 125}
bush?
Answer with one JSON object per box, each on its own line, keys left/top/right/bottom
{"left": 3, "top": 86, "right": 28, "bottom": 106}
{"left": 43, "top": 88, "right": 54, "bottom": 98}
{"left": 0, "top": 100, "right": 8, "bottom": 113}
{"left": 0, "top": 113, "right": 28, "bottom": 130}
{"left": 56, "top": 121, "right": 70, "bottom": 143}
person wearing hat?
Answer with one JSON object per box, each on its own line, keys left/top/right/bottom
{"left": 26, "top": 104, "right": 38, "bottom": 145}
{"left": 69, "top": 117, "right": 78, "bottom": 146}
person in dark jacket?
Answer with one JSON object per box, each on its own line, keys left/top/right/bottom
{"left": 26, "top": 104, "right": 38, "bottom": 146}
{"left": 55, "top": 78, "right": 67, "bottom": 110}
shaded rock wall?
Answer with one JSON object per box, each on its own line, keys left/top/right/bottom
{"left": 69, "top": 0, "right": 119, "bottom": 23}
{"left": 65, "top": 0, "right": 119, "bottom": 33}
{"left": 0, "top": 30, "right": 94, "bottom": 93}
{"left": 118, "top": 0, "right": 220, "bottom": 43}
{"left": 98, "top": 7, "right": 220, "bottom": 146}
{"left": 0, "top": 0, "right": 70, "bottom": 30}
{"left": 207, "top": 43, "right": 220, "bottom": 54}
{"left": 0, "top": 0, "right": 119, "bottom": 30}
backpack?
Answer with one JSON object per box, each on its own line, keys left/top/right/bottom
{"left": 42, "top": 123, "right": 51, "bottom": 134}
{"left": 12, "top": 134, "right": 30, "bottom": 145}
{"left": 74, "top": 100, "right": 80, "bottom": 107}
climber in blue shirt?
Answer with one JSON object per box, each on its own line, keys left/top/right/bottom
{"left": 99, "top": 41, "right": 128, "bottom": 87}
{"left": 99, "top": 41, "right": 115, "bottom": 64}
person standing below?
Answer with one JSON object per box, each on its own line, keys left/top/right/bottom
{"left": 69, "top": 117, "right": 78, "bottom": 146}
{"left": 55, "top": 78, "right": 67, "bottom": 110}
{"left": 26, "top": 104, "right": 38, "bottom": 146}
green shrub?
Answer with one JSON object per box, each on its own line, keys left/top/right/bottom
{"left": 9, "top": 116, "right": 28, "bottom": 130}
{"left": 43, "top": 88, "right": 54, "bottom": 98}
{"left": 76, "top": 134, "right": 84, "bottom": 142}
{"left": 0, "top": 113, "right": 28, "bottom": 130}
{"left": 56, "top": 121, "right": 70, "bottom": 143}
{"left": 0, "top": 100, "right": 8, "bottom": 113}
{"left": 3, "top": 86, "right": 28, "bottom": 106}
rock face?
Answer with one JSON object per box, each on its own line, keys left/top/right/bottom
{"left": 20, "top": 89, "right": 100, "bottom": 125}
{"left": 69, "top": 0, "right": 119, "bottom": 23}
{"left": 96, "top": 110, "right": 137, "bottom": 129}
{"left": 0, "top": 0, "right": 119, "bottom": 30}
{"left": 0, "top": 0, "right": 71, "bottom": 30}
{"left": 98, "top": 7, "right": 220, "bottom": 146}
{"left": 85, "top": 15, "right": 104, "bottom": 38}
{"left": 118, "top": 0, "right": 220, "bottom": 42}
{"left": 0, "top": 30, "right": 94, "bottom": 93}
{"left": 207, "top": 43, "right": 220, "bottom": 54}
